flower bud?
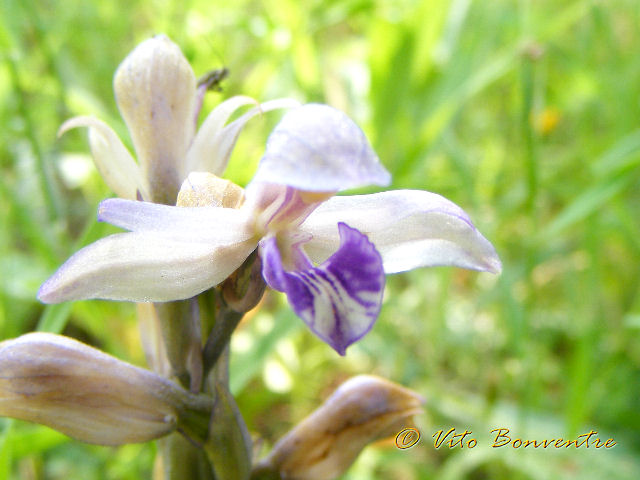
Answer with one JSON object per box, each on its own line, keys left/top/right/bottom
{"left": 0, "top": 333, "right": 210, "bottom": 446}
{"left": 222, "top": 249, "right": 266, "bottom": 314}
{"left": 114, "top": 34, "right": 196, "bottom": 203}
{"left": 256, "top": 375, "right": 424, "bottom": 480}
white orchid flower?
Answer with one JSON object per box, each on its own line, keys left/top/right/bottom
{"left": 40, "top": 104, "right": 501, "bottom": 355}
{"left": 59, "top": 34, "right": 298, "bottom": 204}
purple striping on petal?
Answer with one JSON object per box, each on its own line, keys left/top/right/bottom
{"left": 265, "top": 186, "right": 295, "bottom": 226}
{"left": 297, "top": 271, "right": 323, "bottom": 296}
{"left": 260, "top": 223, "right": 385, "bottom": 355}
{"left": 316, "top": 270, "right": 378, "bottom": 308}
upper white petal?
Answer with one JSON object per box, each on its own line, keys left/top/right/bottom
{"left": 300, "top": 190, "right": 502, "bottom": 274}
{"left": 58, "top": 116, "right": 150, "bottom": 200}
{"left": 37, "top": 232, "right": 257, "bottom": 303}
{"left": 114, "top": 34, "right": 196, "bottom": 203}
{"left": 253, "top": 104, "right": 390, "bottom": 192}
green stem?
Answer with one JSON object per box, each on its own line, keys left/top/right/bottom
{"left": 155, "top": 300, "right": 202, "bottom": 389}
{"left": 156, "top": 434, "right": 215, "bottom": 480}
{"left": 202, "top": 381, "right": 252, "bottom": 480}
{"left": 176, "top": 393, "right": 216, "bottom": 445}
{"left": 150, "top": 248, "right": 264, "bottom": 478}
{"left": 201, "top": 307, "right": 243, "bottom": 382}
{"left": 520, "top": 53, "right": 537, "bottom": 218}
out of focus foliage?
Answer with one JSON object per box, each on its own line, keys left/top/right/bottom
{"left": 1, "top": 0, "right": 639, "bottom": 478}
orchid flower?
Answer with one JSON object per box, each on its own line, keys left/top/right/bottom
{"left": 59, "top": 34, "right": 298, "bottom": 204}
{"left": 40, "top": 104, "right": 501, "bottom": 355}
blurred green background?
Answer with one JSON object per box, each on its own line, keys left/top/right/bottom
{"left": 1, "top": 0, "right": 640, "bottom": 478}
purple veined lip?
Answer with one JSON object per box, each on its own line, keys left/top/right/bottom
{"left": 261, "top": 222, "right": 385, "bottom": 355}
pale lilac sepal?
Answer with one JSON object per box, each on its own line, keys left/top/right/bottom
{"left": 98, "top": 198, "right": 253, "bottom": 244}
{"left": 300, "top": 190, "right": 502, "bottom": 275}
{"left": 252, "top": 104, "right": 391, "bottom": 192}
{"left": 113, "top": 34, "right": 196, "bottom": 197}
{"left": 260, "top": 223, "right": 385, "bottom": 355}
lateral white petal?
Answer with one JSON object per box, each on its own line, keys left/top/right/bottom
{"left": 37, "top": 232, "right": 257, "bottom": 303}
{"left": 300, "top": 190, "right": 502, "bottom": 274}
{"left": 58, "top": 116, "right": 150, "bottom": 200}
{"left": 185, "top": 95, "right": 258, "bottom": 174}
{"left": 98, "top": 198, "right": 254, "bottom": 244}
{"left": 188, "top": 98, "right": 302, "bottom": 176}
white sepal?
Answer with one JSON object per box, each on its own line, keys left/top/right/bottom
{"left": 58, "top": 116, "right": 149, "bottom": 200}
{"left": 301, "top": 190, "right": 502, "bottom": 274}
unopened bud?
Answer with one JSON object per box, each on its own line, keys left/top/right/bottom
{"left": 177, "top": 171, "right": 244, "bottom": 208}
{"left": 222, "top": 249, "right": 266, "bottom": 313}
{"left": 0, "top": 333, "right": 211, "bottom": 446}
{"left": 256, "top": 375, "right": 424, "bottom": 480}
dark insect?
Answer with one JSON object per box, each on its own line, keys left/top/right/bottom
{"left": 197, "top": 67, "right": 229, "bottom": 92}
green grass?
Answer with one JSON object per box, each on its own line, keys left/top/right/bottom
{"left": 2, "top": 0, "right": 640, "bottom": 478}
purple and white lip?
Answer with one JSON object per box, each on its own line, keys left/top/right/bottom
{"left": 261, "top": 222, "right": 385, "bottom": 356}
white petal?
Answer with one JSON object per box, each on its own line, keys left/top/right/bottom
{"left": 253, "top": 104, "right": 390, "bottom": 191}
{"left": 58, "top": 116, "right": 150, "bottom": 200}
{"left": 185, "top": 95, "right": 258, "bottom": 174}
{"left": 300, "top": 190, "right": 502, "bottom": 274}
{"left": 187, "top": 97, "right": 301, "bottom": 176}
{"left": 37, "top": 232, "right": 257, "bottom": 303}
{"left": 114, "top": 34, "right": 196, "bottom": 203}
{"left": 98, "top": 198, "right": 254, "bottom": 244}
